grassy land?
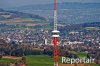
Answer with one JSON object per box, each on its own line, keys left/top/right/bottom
{"left": 0, "top": 58, "right": 17, "bottom": 64}
{"left": 0, "top": 55, "right": 99, "bottom": 66}
{"left": 89, "top": 63, "right": 100, "bottom": 66}
{"left": 26, "top": 55, "right": 53, "bottom": 66}
{"left": 70, "top": 51, "right": 87, "bottom": 58}
{"left": 26, "top": 55, "right": 99, "bottom": 66}
{"left": 78, "top": 52, "right": 87, "bottom": 58}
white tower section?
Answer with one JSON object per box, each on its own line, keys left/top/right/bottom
{"left": 52, "top": 0, "right": 60, "bottom": 38}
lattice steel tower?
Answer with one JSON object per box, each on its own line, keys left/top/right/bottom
{"left": 52, "top": 0, "right": 60, "bottom": 66}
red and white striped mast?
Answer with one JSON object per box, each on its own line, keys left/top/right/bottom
{"left": 52, "top": 0, "right": 60, "bottom": 66}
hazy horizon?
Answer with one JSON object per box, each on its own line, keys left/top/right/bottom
{"left": 0, "top": 0, "right": 100, "bottom": 8}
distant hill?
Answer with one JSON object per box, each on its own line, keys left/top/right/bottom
{"left": 59, "top": 22, "right": 100, "bottom": 32}
{"left": 81, "top": 22, "right": 100, "bottom": 27}
{"left": 0, "top": 8, "right": 45, "bottom": 20}
{"left": 5, "top": 3, "right": 100, "bottom": 25}
{"left": 11, "top": 2, "right": 100, "bottom": 10}
{"left": 0, "top": 8, "right": 5, "bottom": 11}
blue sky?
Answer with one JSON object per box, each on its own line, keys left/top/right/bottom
{"left": 0, "top": 0, "right": 100, "bottom": 8}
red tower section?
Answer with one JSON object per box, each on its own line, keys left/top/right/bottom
{"left": 53, "top": 38, "right": 58, "bottom": 64}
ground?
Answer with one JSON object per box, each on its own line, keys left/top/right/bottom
{"left": 26, "top": 55, "right": 53, "bottom": 66}
{"left": 0, "top": 54, "right": 99, "bottom": 66}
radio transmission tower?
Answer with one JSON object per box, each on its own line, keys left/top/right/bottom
{"left": 52, "top": 0, "right": 60, "bottom": 66}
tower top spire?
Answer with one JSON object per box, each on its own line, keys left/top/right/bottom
{"left": 54, "top": 0, "right": 57, "bottom": 10}
{"left": 54, "top": 0, "right": 58, "bottom": 31}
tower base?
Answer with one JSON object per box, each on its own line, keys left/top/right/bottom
{"left": 54, "top": 62, "right": 58, "bottom": 66}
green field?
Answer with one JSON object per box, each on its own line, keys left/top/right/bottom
{"left": 24, "top": 55, "right": 100, "bottom": 66}
{"left": 26, "top": 55, "right": 54, "bottom": 66}
{"left": 0, "top": 58, "right": 17, "bottom": 64}
{"left": 0, "top": 55, "right": 54, "bottom": 66}
{"left": 69, "top": 51, "right": 87, "bottom": 58}
{"left": 0, "top": 55, "right": 99, "bottom": 66}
